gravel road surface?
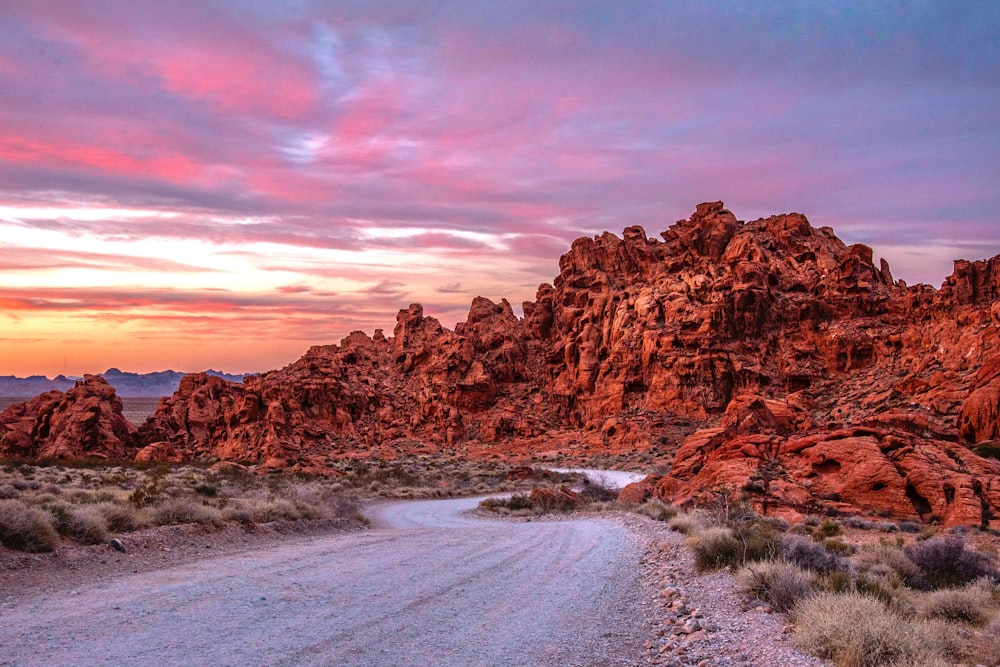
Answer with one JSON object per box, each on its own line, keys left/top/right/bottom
{"left": 0, "top": 496, "right": 653, "bottom": 667}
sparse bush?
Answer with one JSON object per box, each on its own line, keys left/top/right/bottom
{"left": 792, "top": 592, "right": 942, "bottom": 666}
{"left": 507, "top": 493, "right": 533, "bottom": 511}
{"left": 736, "top": 560, "right": 814, "bottom": 612}
{"left": 843, "top": 516, "right": 873, "bottom": 530}
{"left": 667, "top": 510, "right": 706, "bottom": 535}
{"left": 0, "top": 499, "right": 59, "bottom": 552}
{"left": 690, "top": 527, "right": 740, "bottom": 571}
{"left": 823, "top": 537, "right": 856, "bottom": 555}
{"left": 634, "top": 500, "right": 678, "bottom": 522}
{"left": 918, "top": 583, "right": 995, "bottom": 626}
{"left": 151, "top": 498, "right": 221, "bottom": 526}
{"left": 783, "top": 534, "right": 848, "bottom": 573}
{"left": 729, "top": 517, "right": 782, "bottom": 563}
{"left": 577, "top": 479, "right": 618, "bottom": 503}
{"left": 905, "top": 537, "right": 1000, "bottom": 589}
{"left": 61, "top": 505, "right": 109, "bottom": 545}
{"left": 896, "top": 521, "right": 921, "bottom": 534}
{"left": 816, "top": 518, "right": 843, "bottom": 538}
{"left": 856, "top": 543, "right": 924, "bottom": 588}
{"left": 193, "top": 483, "right": 219, "bottom": 497}
{"left": 93, "top": 502, "right": 139, "bottom": 533}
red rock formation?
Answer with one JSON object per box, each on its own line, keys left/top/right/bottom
{"left": 7, "top": 202, "right": 1000, "bottom": 525}
{"left": 0, "top": 375, "right": 136, "bottom": 459}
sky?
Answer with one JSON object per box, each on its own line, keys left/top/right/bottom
{"left": 1, "top": 1, "right": 999, "bottom": 377}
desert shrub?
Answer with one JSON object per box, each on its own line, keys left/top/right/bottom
{"left": 60, "top": 505, "right": 109, "bottom": 545}
{"left": 577, "top": 479, "right": 619, "bottom": 503}
{"left": 193, "top": 483, "right": 218, "bottom": 497}
{"left": 729, "top": 517, "right": 782, "bottom": 563}
{"left": 151, "top": 498, "right": 221, "bottom": 526}
{"left": 783, "top": 534, "right": 848, "bottom": 573}
{"left": 905, "top": 537, "right": 1000, "bottom": 589}
{"left": 736, "top": 560, "right": 814, "bottom": 612}
{"left": 824, "top": 537, "right": 856, "bottom": 555}
{"left": 690, "top": 527, "right": 740, "bottom": 571}
{"left": 250, "top": 498, "right": 301, "bottom": 522}
{"left": 843, "top": 516, "right": 874, "bottom": 530}
{"left": 0, "top": 499, "right": 59, "bottom": 552}
{"left": 667, "top": 510, "right": 706, "bottom": 535}
{"left": 856, "top": 543, "right": 924, "bottom": 588}
{"left": 896, "top": 521, "right": 921, "bottom": 534}
{"left": 792, "top": 592, "right": 941, "bottom": 666}
{"left": 917, "top": 583, "right": 995, "bottom": 626}
{"left": 634, "top": 500, "right": 678, "bottom": 522}
{"left": 93, "top": 502, "right": 138, "bottom": 532}
{"left": 507, "top": 493, "right": 533, "bottom": 511}
{"left": 816, "top": 518, "right": 843, "bottom": 538}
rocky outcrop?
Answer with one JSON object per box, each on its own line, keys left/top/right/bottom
{"left": 6, "top": 202, "right": 1000, "bottom": 525}
{"left": 0, "top": 375, "right": 136, "bottom": 459}
{"left": 135, "top": 203, "right": 1000, "bottom": 524}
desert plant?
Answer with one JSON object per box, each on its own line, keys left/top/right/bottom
{"left": 59, "top": 505, "right": 109, "bottom": 545}
{"left": 634, "top": 499, "right": 678, "bottom": 522}
{"left": 917, "top": 582, "right": 995, "bottom": 626}
{"left": 690, "top": 527, "right": 740, "bottom": 571}
{"left": 577, "top": 478, "right": 619, "bottom": 503}
{"left": 0, "top": 499, "right": 60, "bottom": 552}
{"left": 151, "top": 498, "right": 221, "bottom": 526}
{"left": 905, "top": 537, "right": 1000, "bottom": 589}
{"left": 507, "top": 493, "right": 533, "bottom": 511}
{"left": 93, "top": 502, "right": 139, "bottom": 533}
{"left": 667, "top": 510, "right": 706, "bottom": 535}
{"left": 855, "top": 542, "right": 925, "bottom": 588}
{"left": 729, "top": 517, "right": 783, "bottom": 563}
{"left": 736, "top": 560, "right": 814, "bottom": 612}
{"left": 815, "top": 518, "right": 843, "bottom": 538}
{"left": 783, "top": 534, "right": 848, "bottom": 573}
{"left": 792, "top": 591, "right": 942, "bottom": 666}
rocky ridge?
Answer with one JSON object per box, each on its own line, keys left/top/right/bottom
{"left": 2, "top": 202, "right": 999, "bottom": 526}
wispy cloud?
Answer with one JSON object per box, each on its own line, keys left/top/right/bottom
{"left": 0, "top": 1, "right": 997, "bottom": 375}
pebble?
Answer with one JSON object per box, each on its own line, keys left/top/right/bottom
{"left": 620, "top": 513, "right": 830, "bottom": 667}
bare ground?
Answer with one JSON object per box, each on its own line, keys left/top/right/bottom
{"left": 0, "top": 487, "right": 830, "bottom": 667}
{"left": 0, "top": 496, "right": 657, "bottom": 667}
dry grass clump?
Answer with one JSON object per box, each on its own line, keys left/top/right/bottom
{"left": 151, "top": 498, "right": 222, "bottom": 526}
{"left": 0, "top": 498, "right": 59, "bottom": 552}
{"left": 855, "top": 542, "right": 925, "bottom": 588}
{"left": 736, "top": 560, "right": 814, "bottom": 612}
{"left": 666, "top": 510, "right": 707, "bottom": 535}
{"left": 57, "top": 504, "right": 110, "bottom": 545}
{"left": 917, "top": 580, "right": 997, "bottom": 626}
{"left": 782, "top": 534, "right": 848, "bottom": 573}
{"left": 904, "top": 536, "right": 1000, "bottom": 589}
{"left": 792, "top": 592, "right": 942, "bottom": 667}
{"left": 689, "top": 526, "right": 740, "bottom": 571}
{"left": 688, "top": 515, "right": 783, "bottom": 571}
{"left": 0, "top": 460, "right": 370, "bottom": 551}
{"left": 633, "top": 499, "right": 678, "bottom": 522}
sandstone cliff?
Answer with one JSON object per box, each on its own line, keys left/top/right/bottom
{"left": 0, "top": 375, "right": 136, "bottom": 459}
{"left": 4, "top": 202, "right": 998, "bottom": 525}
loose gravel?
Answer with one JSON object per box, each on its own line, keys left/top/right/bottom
{"left": 621, "top": 513, "right": 829, "bottom": 667}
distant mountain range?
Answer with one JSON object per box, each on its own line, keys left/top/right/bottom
{"left": 0, "top": 368, "right": 247, "bottom": 398}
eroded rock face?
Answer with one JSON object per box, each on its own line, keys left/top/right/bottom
{"left": 7, "top": 202, "right": 1000, "bottom": 525}
{"left": 0, "top": 375, "right": 136, "bottom": 459}
{"left": 133, "top": 203, "right": 1000, "bottom": 523}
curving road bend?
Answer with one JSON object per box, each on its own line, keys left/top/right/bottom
{"left": 0, "top": 490, "right": 652, "bottom": 666}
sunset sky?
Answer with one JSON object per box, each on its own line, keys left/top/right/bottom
{"left": 2, "top": 1, "right": 999, "bottom": 378}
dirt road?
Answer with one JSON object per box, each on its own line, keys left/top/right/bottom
{"left": 0, "top": 495, "right": 653, "bottom": 666}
